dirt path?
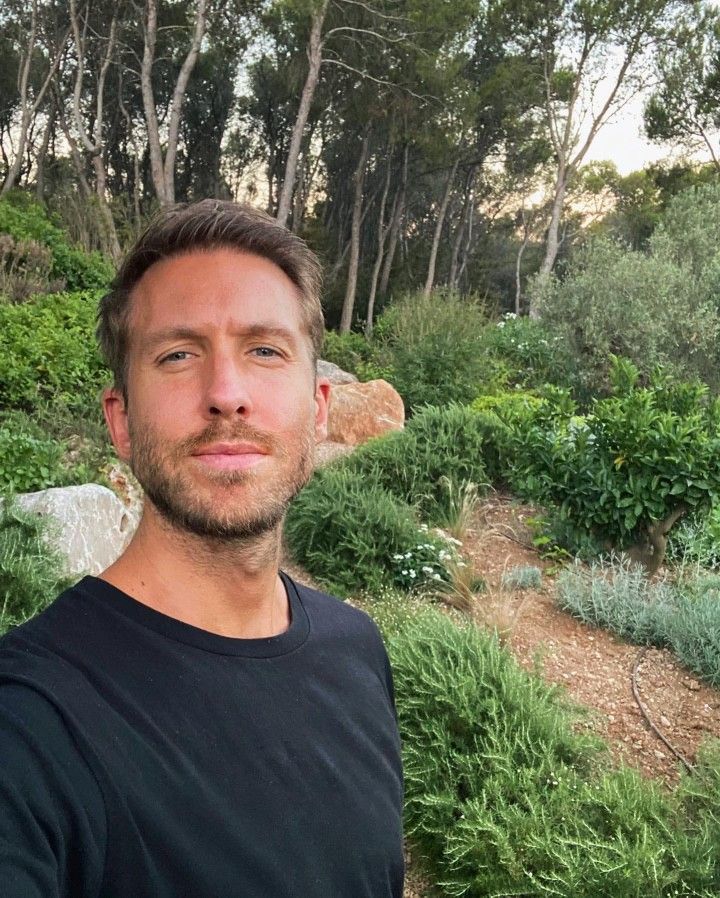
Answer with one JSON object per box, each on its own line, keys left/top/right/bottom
{"left": 463, "top": 495, "right": 720, "bottom": 788}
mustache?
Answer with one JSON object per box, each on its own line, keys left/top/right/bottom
{"left": 175, "top": 421, "right": 277, "bottom": 455}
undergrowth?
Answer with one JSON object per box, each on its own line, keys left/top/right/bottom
{"left": 557, "top": 560, "right": 720, "bottom": 687}
{"left": 381, "top": 607, "right": 720, "bottom": 897}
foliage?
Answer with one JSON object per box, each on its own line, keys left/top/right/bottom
{"left": 667, "top": 501, "right": 720, "bottom": 570}
{"left": 0, "top": 198, "right": 112, "bottom": 292}
{"left": 478, "top": 312, "right": 569, "bottom": 390}
{"left": 283, "top": 465, "right": 451, "bottom": 597}
{"left": 342, "top": 404, "right": 489, "bottom": 524}
{"left": 489, "top": 362, "right": 720, "bottom": 559}
{"left": 502, "top": 564, "right": 543, "bottom": 591}
{"left": 0, "top": 497, "right": 69, "bottom": 636}
{"left": 0, "top": 411, "right": 68, "bottom": 493}
{"left": 386, "top": 606, "right": 717, "bottom": 897}
{"left": 371, "top": 291, "right": 502, "bottom": 413}
{"left": 532, "top": 183, "right": 720, "bottom": 396}
{"left": 0, "top": 232, "right": 62, "bottom": 301}
{"left": 557, "top": 560, "right": 720, "bottom": 688}
{"left": 0, "top": 290, "right": 109, "bottom": 415}
{"left": 320, "top": 330, "right": 387, "bottom": 381}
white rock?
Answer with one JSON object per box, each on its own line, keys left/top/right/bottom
{"left": 17, "top": 484, "right": 138, "bottom": 577}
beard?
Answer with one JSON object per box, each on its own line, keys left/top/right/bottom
{"left": 128, "top": 418, "right": 315, "bottom": 542}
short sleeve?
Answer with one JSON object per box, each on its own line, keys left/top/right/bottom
{"left": 0, "top": 684, "right": 106, "bottom": 898}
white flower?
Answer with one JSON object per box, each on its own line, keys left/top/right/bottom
{"left": 408, "top": 570, "right": 416, "bottom": 579}
{"left": 421, "top": 566, "right": 434, "bottom": 575}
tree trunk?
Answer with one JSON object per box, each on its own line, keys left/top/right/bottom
{"left": 35, "top": 107, "right": 55, "bottom": 201}
{"left": 276, "top": 0, "right": 328, "bottom": 229}
{"left": 339, "top": 133, "right": 370, "bottom": 334}
{"left": 2, "top": 1, "right": 64, "bottom": 196}
{"left": 140, "top": 0, "right": 207, "bottom": 206}
{"left": 448, "top": 166, "right": 475, "bottom": 290}
{"left": 423, "top": 155, "right": 459, "bottom": 298}
{"left": 530, "top": 164, "right": 567, "bottom": 318}
{"left": 365, "top": 147, "right": 394, "bottom": 337}
{"left": 379, "top": 144, "right": 408, "bottom": 297}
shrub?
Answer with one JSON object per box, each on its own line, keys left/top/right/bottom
{"left": 320, "top": 330, "right": 388, "bottom": 381}
{"left": 531, "top": 184, "right": 720, "bottom": 396}
{"left": 0, "top": 198, "right": 112, "bottom": 292}
{"left": 0, "top": 497, "right": 69, "bottom": 635}
{"left": 385, "top": 608, "right": 713, "bottom": 896}
{"left": 557, "top": 560, "right": 720, "bottom": 687}
{"left": 284, "top": 466, "right": 451, "bottom": 596}
{"left": 502, "top": 565, "right": 542, "bottom": 590}
{"left": 667, "top": 501, "right": 720, "bottom": 570}
{"left": 372, "top": 291, "right": 503, "bottom": 412}
{"left": 478, "top": 313, "right": 571, "bottom": 390}
{"left": 0, "top": 412, "right": 68, "bottom": 493}
{"left": 343, "top": 404, "right": 489, "bottom": 524}
{"left": 492, "top": 361, "right": 720, "bottom": 566}
{"left": 0, "top": 290, "right": 109, "bottom": 414}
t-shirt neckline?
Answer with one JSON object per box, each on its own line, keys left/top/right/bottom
{"left": 75, "top": 571, "right": 310, "bottom": 658}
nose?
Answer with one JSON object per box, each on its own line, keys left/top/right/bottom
{"left": 203, "top": 352, "right": 253, "bottom": 418}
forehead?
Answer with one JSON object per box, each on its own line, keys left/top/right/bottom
{"left": 128, "top": 248, "right": 304, "bottom": 335}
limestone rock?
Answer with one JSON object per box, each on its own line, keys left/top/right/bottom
{"left": 316, "top": 359, "right": 358, "bottom": 385}
{"left": 18, "top": 484, "right": 137, "bottom": 577}
{"left": 326, "top": 379, "right": 404, "bottom": 446}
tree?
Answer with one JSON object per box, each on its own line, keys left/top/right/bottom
{"left": 68, "top": 0, "right": 121, "bottom": 258}
{"left": 140, "top": 0, "right": 208, "bottom": 206}
{"left": 645, "top": 6, "right": 720, "bottom": 170}
{"left": 1, "top": 0, "right": 68, "bottom": 196}
{"left": 498, "top": 0, "right": 682, "bottom": 310}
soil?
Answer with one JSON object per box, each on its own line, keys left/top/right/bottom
{"left": 462, "top": 494, "right": 720, "bottom": 789}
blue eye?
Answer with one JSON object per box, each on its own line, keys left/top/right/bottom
{"left": 253, "top": 347, "right": 280, "bottom": 358}
{"left": 161, "top": 351, "right": 191, "bottom": 364}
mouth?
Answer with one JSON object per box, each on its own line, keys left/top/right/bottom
{"left": 190, "top": 442, "right": 269, "bottom": 471}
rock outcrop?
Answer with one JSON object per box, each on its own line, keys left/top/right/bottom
{"left": 18, "top": 484, "right": 136, "bottom": 577}
{"left": 326, "top": 379, "right": 404, "bottom": 446}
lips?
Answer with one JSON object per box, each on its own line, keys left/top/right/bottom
{"left": 191, "top": 442, "right": 269, "bottom": 471}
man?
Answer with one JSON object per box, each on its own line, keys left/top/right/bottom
{"left": 0, "top": 201, "right": 404, "bottom": 897}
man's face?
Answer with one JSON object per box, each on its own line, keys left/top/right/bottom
{"left": 103, "top": 248, "right": 329, "bottom": 540}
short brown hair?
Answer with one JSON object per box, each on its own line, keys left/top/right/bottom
{"left": 97, "top": 200, "right": 324, "bottom": 397}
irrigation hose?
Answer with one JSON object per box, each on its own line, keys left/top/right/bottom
{"left": 631, "top": 647, "right": 694, "bottom": 775}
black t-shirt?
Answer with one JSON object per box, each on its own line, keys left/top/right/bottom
{"left": 0, "top": 573, "right": 404, "bottom": 897}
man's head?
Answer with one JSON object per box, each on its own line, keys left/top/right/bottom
{"left": 98, "top": 201, "right": 329, "bottom": 542}
{"left": 97, "top": 199, "right": 324, "bottom": 402}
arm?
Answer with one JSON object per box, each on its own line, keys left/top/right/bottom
{"left": 0, "top": 684, "right": 106, "bottom": 898}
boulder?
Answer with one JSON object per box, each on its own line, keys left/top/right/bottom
{"left": 326, "top": 379, "right": 405, "bottom": 446}
{"left": 18, "top": 484, "right": 138, "bottom": 577}
{"left": 316, "top": 359, "right": 358, "bottom": 385}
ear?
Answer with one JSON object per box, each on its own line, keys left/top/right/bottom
{"left": 102, "top": 388, "right": 132, "bottom": 462}
{"left": 314, "top": 378, "right": 330, "bottom": 443}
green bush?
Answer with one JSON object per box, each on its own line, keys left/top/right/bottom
{"left": 0, "top": 290, "right": 109, "bottom": 414}
{"left": 667, "top": 502, "right": 720, "bottom": 570}
{"left": 491, "top": 361, "right": 720, "bottom": 562}
{"left": 342, "top": 404, "right": 489, "bottom": 524}
{"left": 478, "top": 313, "right": 571, "bottom": 390}
{"left": 0, "top": 412, "right": 68, "bottom": 493}
{"left": 284, "top": 466, "right": 451, "bottom": 596}
{"left": 502, "top": 564, "right": 543, "bottom": 590}
{"left": 0, "top": 497, "right": 69, "bottom": 635}
{"left": 557, "top": 561, "right": 720, "bottom": 687}
{"left": 372, "top": 291, "right": 503, "bottom": 412}
{"left": 385, "top": 607, "right": 715, "bottom": 896}
{"left": 320, "top": 330, "right": 389, "bottom": 381}
{"left": 531, "top": 183, "right": 720, "bottom": 396}
{"left": 0, "top": 198, "right": 112, "bottom": 292}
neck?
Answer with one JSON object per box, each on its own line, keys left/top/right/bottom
{"left": 100, "top": 503, "right": 289, "bottom": 639}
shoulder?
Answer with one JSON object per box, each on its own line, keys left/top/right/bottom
{"left": 289, "top": 575, "right": 384, "bottom": 643}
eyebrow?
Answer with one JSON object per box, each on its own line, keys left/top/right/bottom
{"left": 139, "top": 324, "right": 301, "bottom": 355}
